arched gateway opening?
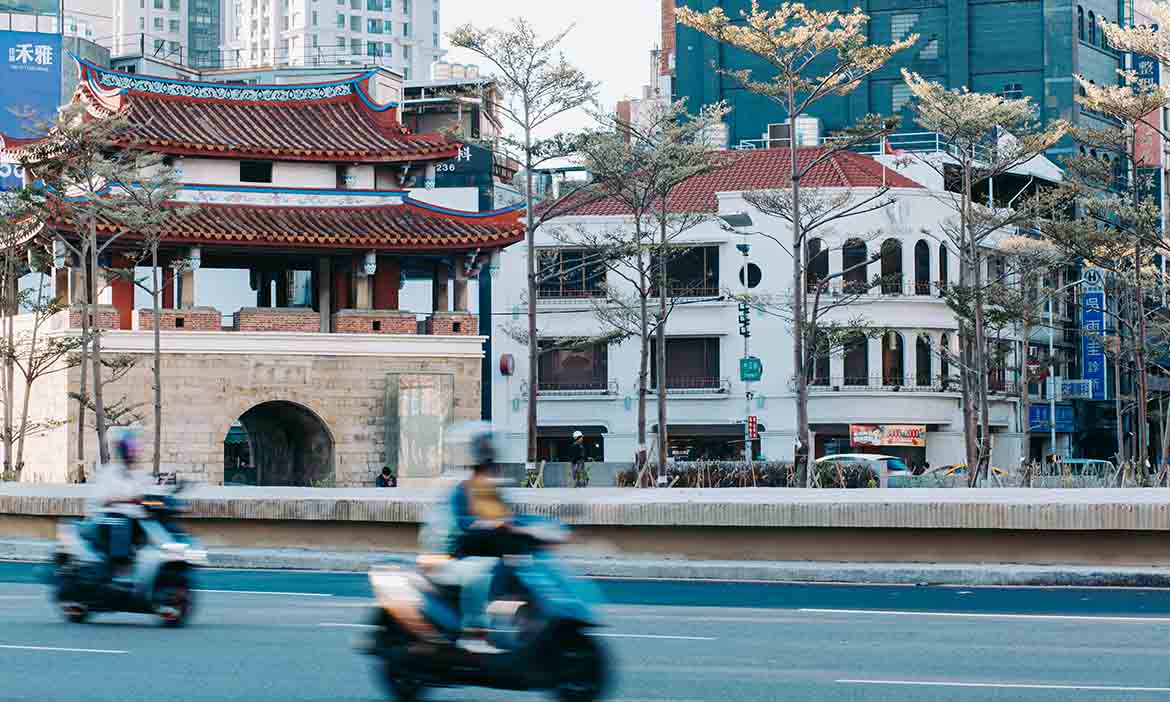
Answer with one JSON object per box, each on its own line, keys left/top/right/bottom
{"left": 223, "top": 401, "right": 334, "bottom": 486}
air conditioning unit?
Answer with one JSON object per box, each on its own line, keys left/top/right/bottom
{"left": 766, "top": 123, "right": 790, "bottom": 148}
{"left": 794, "top": 116, "right": 822, "bottom": 146}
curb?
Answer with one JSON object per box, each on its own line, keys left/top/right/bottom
{"left": 4, "top": 539, "right": 1170, "bottom": 586}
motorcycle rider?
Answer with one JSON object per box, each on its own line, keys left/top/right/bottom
{"left": 419, "top": 424, "right": 515, "bottom": 650}
{"left": 85, "top": 427, "right": 152, "bottom": 581}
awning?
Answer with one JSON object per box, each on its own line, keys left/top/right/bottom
{"left": 651, "top": 423, "right": 766, "bottom": 436}
{"left": 537, "top": 425, "right": 608, "bottom": 437}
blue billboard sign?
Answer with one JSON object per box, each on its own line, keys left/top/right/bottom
{"left": 1028, "top": 404, "right": 1076, "bottom": 434}
{"left": 1135, "top": 53, "right": 1161, "bottom": 85}
{"left": 0, "top": 30, "right": 61, "bottom": 138}
{"left": 1081, "top": 268, "right": 1108, "bottom": 401}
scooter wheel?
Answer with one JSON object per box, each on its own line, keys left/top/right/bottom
{"left": 61, "top": 603, "right": 89, "bottom": 624}
{"left": 155, "top": 572, "right": 194, "bottom": 628}
{"left": 554, "top": 630, "right": 609, "bottom": 702}
{"left": 380, "top": 660, "right": 425, "bottom": 702}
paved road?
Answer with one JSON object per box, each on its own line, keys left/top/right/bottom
{"left": 2, "top": 561, "right": 1170, "bottom": 701}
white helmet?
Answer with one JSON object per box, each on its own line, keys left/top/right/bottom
{"left": 572, "top": 430, "right": 583, "bottom": 440}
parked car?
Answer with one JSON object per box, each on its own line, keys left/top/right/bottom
{"left": 814, "top": 454, "right": 912, "bottom": 487}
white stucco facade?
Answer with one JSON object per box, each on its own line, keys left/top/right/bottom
{"left": 489, "top": 182, "right": 1026, "bottom": 469}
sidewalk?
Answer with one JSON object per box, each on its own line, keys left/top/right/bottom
{"left": 5, "top": 538, "right": 1170, "bottom": 587}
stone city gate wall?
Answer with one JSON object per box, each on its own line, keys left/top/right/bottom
{"left": 19, "top": 332, "right": 484, "bottom": 487}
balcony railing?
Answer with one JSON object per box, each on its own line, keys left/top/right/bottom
{"left": 537, "top": 380, "right": 617, "bottom": 396}
{"left": 652, "top": 376, "right": 730, "bottom": 394}
{"left": 817, "top": 276, "right": 946, "bottom": 298}
{"left": 536, "top": 286, "right": 606, "bottom": 300}
{"left": 808, "top": 375, "right": 1018, "bottom": 395}
{"left": 648, "top": 286, "right": 722, "bottom": 300}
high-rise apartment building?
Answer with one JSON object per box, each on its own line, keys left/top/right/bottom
{"left": 111, "top": 0, "right": 220, "bottom": 67}
{"left": 223, "top": 0, "right": 442, "bottom": 78}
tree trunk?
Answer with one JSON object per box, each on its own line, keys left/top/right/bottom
{"left": 959, "top": 158, "right": 979, "bottom": 486}
{"left": 14, "top": 275, "right": 49, "bottom": 476}
{"left": 74, "top": 238, "right": 90, "bottom": 480}
{"left": 1019, "top": 317, "right": 1031, "bottom": 477}
{"left": 789, "top": 101, "right": 811, "bottom": 487}
{"left": 973, "top": 245, "right": 992, "bottom": 482}
{"left": 523, "top": 122, "right": 538, "bottom": 468}
{"left": 87, "top": 218, "right": 109, "bottom": 464}
{"left": 636, "top": 262, "right": 649, "bottom": 485}
{"left": 2, "top": 255, "right": 15, "bottom": 479}
{"left": 655, "top": 209, "right": 669, "bottom": 482}
{"left": 1131, "top": 132, "right": 1150, "bottom": 472}
{"left": 151, "top": 243, "right": 162, "bottom": 478}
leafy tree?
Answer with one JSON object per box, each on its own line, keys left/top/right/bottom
{"left": 676, "top": 1, "right": 916, "bottom": 482}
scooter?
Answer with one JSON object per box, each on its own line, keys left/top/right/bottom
{"left": 356, "top": 516, "right": 610, "bottom": 701}
{"left": 49, "top": 484, "right": 207, "bottom": 627}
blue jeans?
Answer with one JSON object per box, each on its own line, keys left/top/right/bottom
{"left": 456, "top": 556, "right": 498, "bottom": 633}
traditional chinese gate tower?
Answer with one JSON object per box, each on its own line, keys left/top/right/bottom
{"left": 5, "top": 59, "right": 524, "bottom": 487}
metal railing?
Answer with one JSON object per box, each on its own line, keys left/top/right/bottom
{"left": 536, "top": 286, "right": 606, "bottom": 300}
{"left": 537, "top": 380, "right": 617, "bottom": 396}
{"left": 815, "top": 275, "right": 946, "bottom": 298}
{"left": 652, "top": 376, "right": 730, "bottom": 394}
{"left": 807, "top": 375, "right": 1018, "bottom": 395}
{"left": 734, "top": 131, "right": 997, "bottom": 163}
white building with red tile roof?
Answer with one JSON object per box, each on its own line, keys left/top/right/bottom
{"left": 490, "top": 146, "right": 1028, "bottom": 473}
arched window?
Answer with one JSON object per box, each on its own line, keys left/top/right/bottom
{"left": 938, "top": 244, "right": 949, "bottom": 292}
{"left": 843, "top": 238, "right": 868, "bottom": 293}
{"left": 940, "top": 333, "right": 952, "bottom": 390}
{"left": 844, "top": 336, "right": 869, "bottom": 386}
{"left": 1088, "top": 12, "right": 1096, "bottom": 44}
{"left": 916, "top": 335, "right": 932, "bottom": 387}
{"left": 806, "top": 237, "right": 828, "bottom": 293}
{"left": 881, "top": 238, "right": 903, "bottom": 294}
{"left": 1077, "top": 6, "right": 1085, "bottom": 40}
{"left": 883, "top": 331, "right": 905, "bottom": 387}
{"left": 914, "top": 240, "right": 931, "bottom": 295}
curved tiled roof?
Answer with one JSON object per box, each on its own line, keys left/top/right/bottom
{"left": 73, "top": 58, "right": 459, "bottom": 163}
{"left": 60, "top": 200, "right": 525, "bottom": 252}
{"left": 569, "top": 146, "right": 922, "bottom": 216}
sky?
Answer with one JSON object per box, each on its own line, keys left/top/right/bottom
{"left": 438, "top": 0, "right": 661, "bottom": 136}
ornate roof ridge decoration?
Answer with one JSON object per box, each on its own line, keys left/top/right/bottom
{"left": 73, "top": 54, "right": 383, "bottom": 105}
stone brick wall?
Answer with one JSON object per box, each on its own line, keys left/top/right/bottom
{"left": 233, "top": 308, "right": 321, "bottom": 332}
{"left": 332, "top": 309, "right": 417, "bottom": 335}
{"left": 426, "top": 312, "right": 478, "bottom": 336}
{"left": 138, "top": 307, "right": 222, "bottom": 331}
{"left": 58, "top": 350, "right": 481, "bottom": 488}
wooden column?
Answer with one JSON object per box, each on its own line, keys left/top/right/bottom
{"left": 275, "top": 270, "right": 290, "bottom": 308}
{"left": 332, "top": 259, "right": 350, "bottom": 312}
{"left": 53, "top": 266, "right": 70, "bottom": 307}
{"left": 110, "top": 254, "right": 134, "bottom": 330}
{"left": 256, "top": 270, "right": 272, "bottom": 308}
{"left": 432, "top": 261, "right": 449, "bottom": 312}
{"left": 317, "top": 257, "right": 331, "bottom": 333}
{"left": 373, "top": 256, "right": 400, "bottom": 310}
{"left": 161, "top": 266, "right": 175, "bottom": 309}
{"left": 452, "top": 261, "right": 469, "bottom": 312}
{"left": 179, "top": 269, "right": 196, "bottom": 308}
{"left": 353, "top": 255, "right": 373, "bottom": 309}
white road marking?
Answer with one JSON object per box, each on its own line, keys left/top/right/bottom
{"left": 0, "top": 644, "right": 127, "bottom": 655}
{"left": 318, "top": 623, "right": 715, "bottom": 640}
{"left": 838, "top": 679, "right": 1170, "bottom": 693}
{"left": 595, "top": 633, "right": 716, "bottom": 641}
{"left": 195, "top": 589, "right": 333, "bottom": 597}
{"left": 800, "top": 608, "right": 1170, "bottom": 624}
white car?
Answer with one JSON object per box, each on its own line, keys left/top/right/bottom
{"left": 814, "top": 453, "right": 913, "bottom": 487}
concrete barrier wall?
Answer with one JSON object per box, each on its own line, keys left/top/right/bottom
{"left": 6, "top": 485, "right": 1170, "bottom": 566}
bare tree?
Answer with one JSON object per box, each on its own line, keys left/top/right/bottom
{"left": 900, "top": 70, "right": 1068, "bottom": 484}
{"left": 14, "top": 103, "right": 180, "bottom": 466}
{"left": 676, "top": 1, "right": 916, "bottom": 480}
{"left": 450, "top": 19, "right": 599, "bottom": 468}
{"left": 558, "top": 100, "right": 733, "bottom": 483}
